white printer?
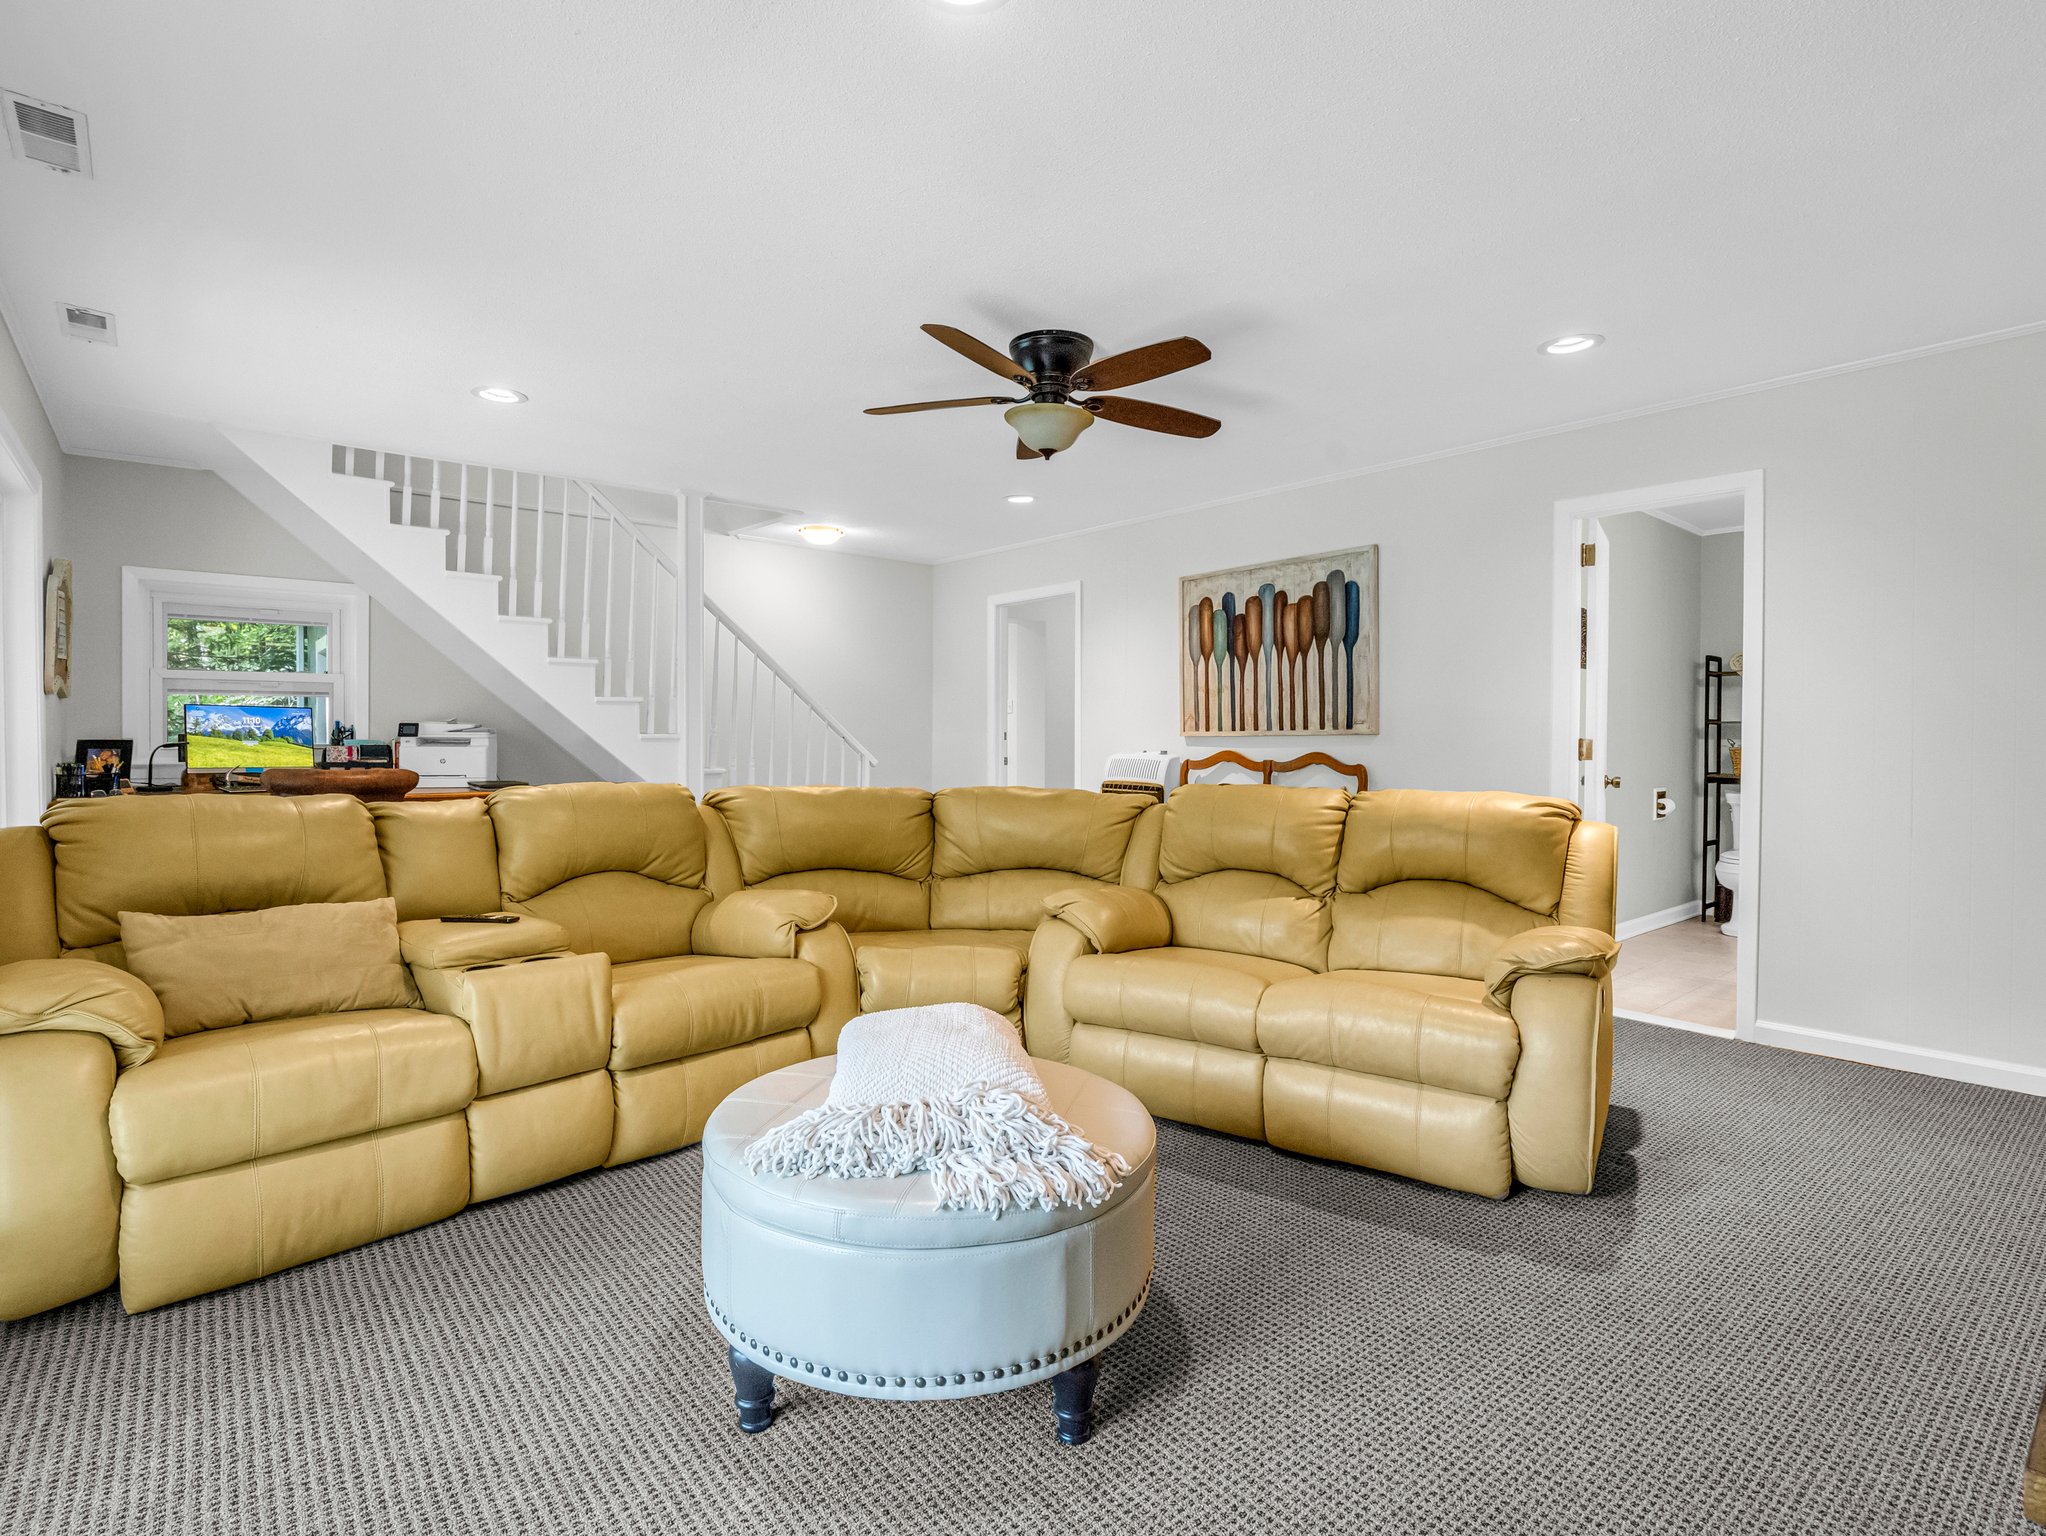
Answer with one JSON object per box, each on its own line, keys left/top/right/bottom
{"left": 398, "top": 722, "right": 498, "bottom": 790}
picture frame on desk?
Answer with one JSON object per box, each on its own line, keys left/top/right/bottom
{"left": 74, "top": 738, "right": 134, "bottom": 783}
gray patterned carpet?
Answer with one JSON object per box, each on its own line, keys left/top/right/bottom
{"left": 6, "top": 1021, "right": 2046, "bottom": 1535}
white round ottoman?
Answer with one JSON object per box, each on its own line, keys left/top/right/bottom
{"left": 701, "top": 1055, "right": 1157, "bottom": 1444}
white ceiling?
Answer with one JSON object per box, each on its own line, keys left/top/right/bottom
{"left": 1, "top": 1, "right": 2042, "bottom": 563}
{"left": 1647, "top": 493, "right": 1745, "bottom": 537}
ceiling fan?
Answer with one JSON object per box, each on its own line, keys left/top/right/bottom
{"left": 866, "top": 324, "right": 1219, "bottom": 460}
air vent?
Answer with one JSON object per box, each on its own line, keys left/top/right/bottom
{"left": 58, "top": 304, "right": 116, "bottom": 345}
{"left": 4, "top": 91, "right": 92, "bottom": 176}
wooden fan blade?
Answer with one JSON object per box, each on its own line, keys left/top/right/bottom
{"left": 1016, "top": 438, "right": 1043, "bottom": 459}
{"left": 923, "top": 324, "right": 1034, "bottom": 385}
{"left": 1072, "top": 336, "right": 1211, "bottom": 392}
{"left": 1085, "top": 395, "right": 1221, "bottom": 438}
{"left": 864, "top": 396, "right": 1012, "bottom": 415}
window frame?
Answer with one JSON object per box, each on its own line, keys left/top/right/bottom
{"left": 121, "top": 567, "right": 369, "bottom": 754}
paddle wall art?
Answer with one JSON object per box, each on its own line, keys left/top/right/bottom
{"left": 1179, "top": 546, "right": 1379, "bottom": 736}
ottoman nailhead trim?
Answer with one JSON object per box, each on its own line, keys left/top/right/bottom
{"left": 701, "top": 1273, "right": 1153, "bottom": 1395}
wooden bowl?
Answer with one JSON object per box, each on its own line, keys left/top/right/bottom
{"left": 260, "top": 767, "right": 420, "bottom": 802}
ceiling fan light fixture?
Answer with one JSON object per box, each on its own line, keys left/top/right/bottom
{"left": 795, "top": 524, "right": 844, "bottom": 545}
{"left": 1005, "top": 401, "right": 1093, "bottom": 457}
{"left": 1539, "top": 334, "right": 1604, "bottom": 356}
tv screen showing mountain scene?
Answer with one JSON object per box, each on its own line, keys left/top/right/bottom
{"left": 182, "top": 704, "right": 317, "bottom": 770}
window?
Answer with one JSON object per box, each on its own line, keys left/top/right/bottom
{"left": 121, "top": 569, "right": 368, "bottom": 754}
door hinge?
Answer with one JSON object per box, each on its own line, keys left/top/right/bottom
{"left": 1580, "top": 542, "right": 1597, "bottom": 566}
{"left": 1577, "top": 738, "right": 1594, "bottom": 761}
{"left": 1580, "top": 607, "right": 1587, "bottom": 669}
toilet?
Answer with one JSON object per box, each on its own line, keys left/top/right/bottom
{"left": 1715, "top": 789, "right": 1743, "bottom": 937}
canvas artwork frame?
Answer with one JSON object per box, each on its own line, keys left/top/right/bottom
{"left": 1180, "top": 546, "right": 1378, "bottom": 736}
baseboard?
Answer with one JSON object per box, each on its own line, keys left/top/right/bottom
{"left": 1752, "top": 1018, "right": 2046, "bottom": 1098}
{"left": 1614, "top": 1008, "right": 1732, "bottom": 1037}
{"left": 1617, "top": 902, "right": 1703, "bottom": 940}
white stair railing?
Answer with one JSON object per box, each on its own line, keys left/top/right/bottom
{"left": 331, "top": 444, "right": 875, "bottom": 785}
{"left": 704, "top": 598, "right": 876, "bottom": 787}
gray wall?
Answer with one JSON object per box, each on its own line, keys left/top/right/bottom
{"left": 56, "top": 455, "right": 596, "bottom": 785}
{"left": 930, "top": 332, "right": 2046, "bottom": 1075}
{"left": 703, "top": 533, "right": 933, "bottom": 788}
{"left": 1600, "top": 512, "right": 1703, "bottom": 923}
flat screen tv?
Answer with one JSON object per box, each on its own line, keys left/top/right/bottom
{"left": 182, "top": 703, "right": 317, "bottom": 771}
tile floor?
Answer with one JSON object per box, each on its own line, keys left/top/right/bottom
{"left": 1613, "top": 915, "right": 1738, "bottom": 1031}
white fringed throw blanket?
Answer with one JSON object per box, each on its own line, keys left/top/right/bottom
{"left": 743, "top": 1003, "right": 1130, "bottom": 1214}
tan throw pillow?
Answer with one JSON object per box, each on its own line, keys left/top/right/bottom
{"left": 119, "top": 898, "right": 419, "bottom": 1036}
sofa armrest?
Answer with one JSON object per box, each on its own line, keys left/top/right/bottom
{"left": 693, "top": 890, "right": 839, "bottom": 960}
{"left": 412, "top": 951, "right": 613, "bottom": 1098}
{"left": 1041, "top": 887, "right": 1172, "bottom": 954}
{"left": 1484, "top": 926, "right": 1620, "bottom": 1012}
{"left": 0, "top": 958, "right": 164, "bottom": 1070}
{"left": 398, "top": 915, "right": 570, "bottom": 970}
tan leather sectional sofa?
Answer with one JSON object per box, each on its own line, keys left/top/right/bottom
{"left": 0, "top": 778, "right": 1615, "bottom": 1321}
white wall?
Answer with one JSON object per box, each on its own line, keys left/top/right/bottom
{"left": 57, "top": 455, "right": 597, "bottom": 785}
{"left": 1600, "top": 512, "right": 1703, "bottom": 922}
{"left": 0, "top": 311, "right": 67, "bottom": 774}
{"left": 931, "top": 332, "right": 2046, "bottom": 1077}
{"left": 704, "top": 534, "right": 933, "bottom": 787}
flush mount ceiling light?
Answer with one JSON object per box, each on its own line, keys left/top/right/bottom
{"left": 1539, "top": 334, "right": 1604, "bottom": 356}
{"left": 928, "top": 0, "right": 1011, "bottom": 11}
{"left": 1005, "top": 494, "right": 1035, "bottom": 505}
{"left": 795, "top": 524, "right": 844, "bottom": 545}
{"left": 472, "top": 385, "right": 527, "bottom": 404}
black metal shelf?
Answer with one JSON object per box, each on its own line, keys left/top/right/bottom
{"left": 1700, "top": 655, "right": 1741, "bottom": 923}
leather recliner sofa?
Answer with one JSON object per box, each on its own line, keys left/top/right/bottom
{"left": 0, "top": 777, "right": 1615, "bottom": 1322}
{"left": 703, "top": 785, "right": 1151, "bottom": 1034}
{"left": 0, "top": 783, "right": 851, "bottom": 1319}
{"left": 1025, "top": 785, "right": 1619, "bottom": 1197}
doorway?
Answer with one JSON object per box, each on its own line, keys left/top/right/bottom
{"left": 1552, "top": 473, "right": 1765, "bottom": 1039}
{"left": 986, "top": 583, "right": 1081, "bottom": 788}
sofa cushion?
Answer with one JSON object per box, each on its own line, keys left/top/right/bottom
{"left": 1157, "top": 783, "right": 1348, "bottom": 892}
{"left": 850, "top": 933, "right": 1026, "bottom": 1020}
{"left": 609, "top": 955, "right": 822, "bottom": 1070}
{"left": 489, "top": 784, "right": 710, "bottom": 963}
{"left": 1152, "top": 785, "right": 1346, "bottom": 969}
{"left": 1328, "top": 880, "right": 1549, "bottom": 981}
{"left": 745, "top": 869, "right": 928, "bottom": 933}
{"left": 108, "top": 1007, "right": 477, "bottom": 1183}
{"left": 1256, "top": 970, "right": 1520, "bottom": 1101}
{"left": 706, "top": 786, "right": 934, "bottom": 931}
{"left": 849, "top": 929, "right": 1034, "bottom": 962}
{"left": 927, "top": 787, "right": 1146, "bottom": 930}
{"left": 44, "top": 795, "right": 385, "bottom": 959}
{"left": 369, "top": 799, "right": 501, "bottom": 920}
{"left": 119, "top": 898, "right": 418, "bottom": 1037}
{"left": 1063, "top": 946, "right": 1310, "bottom": 1053}
{"left": 1338, "top": 790, "right": 1580, "bottom": 912}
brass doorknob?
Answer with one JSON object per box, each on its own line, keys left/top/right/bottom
{"left": 1604, "top": 775, "right": 1622, "bottom": 789}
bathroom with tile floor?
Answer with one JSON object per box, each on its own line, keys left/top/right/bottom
{"left": 1613, "top": 917, "right": 1738, "bottom": 1032}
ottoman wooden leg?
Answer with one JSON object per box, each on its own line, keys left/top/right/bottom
{"left": 1052, "top": 1358, "right": 1100, "bottom": 1445}
{"left": 729, "top": 1345, "right": 777, "bottom": 1434}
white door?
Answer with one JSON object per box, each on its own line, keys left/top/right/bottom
{"left": 1004, "top": 619, "right": 1048, "bottom": 786}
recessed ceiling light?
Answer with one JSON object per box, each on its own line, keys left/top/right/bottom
{"left": 1005, "top": 494, "right": 1035, "bottom": 505}
{"left": 931, "top": 0, "right": 1009, "bottom": 9}
{"left": 795, "top": 524, "right": 843, "bottom": 545}
{"left": 472, "top": 386, "right": 527, "bottom": 404}
{"left": 1539, "top": 334, "right": 1604, "bottom": 356}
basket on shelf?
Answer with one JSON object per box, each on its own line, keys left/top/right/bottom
{"left": 1729, "top": 746, "right": 1743, "bottom": 778}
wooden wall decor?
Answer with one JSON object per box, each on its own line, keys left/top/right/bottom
{"left": 1180, "top": 546, "right": 1378, "bottom": 736}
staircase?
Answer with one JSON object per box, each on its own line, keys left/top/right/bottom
{"left": 210, "top": 430, "right": 874, "bottom": 788}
